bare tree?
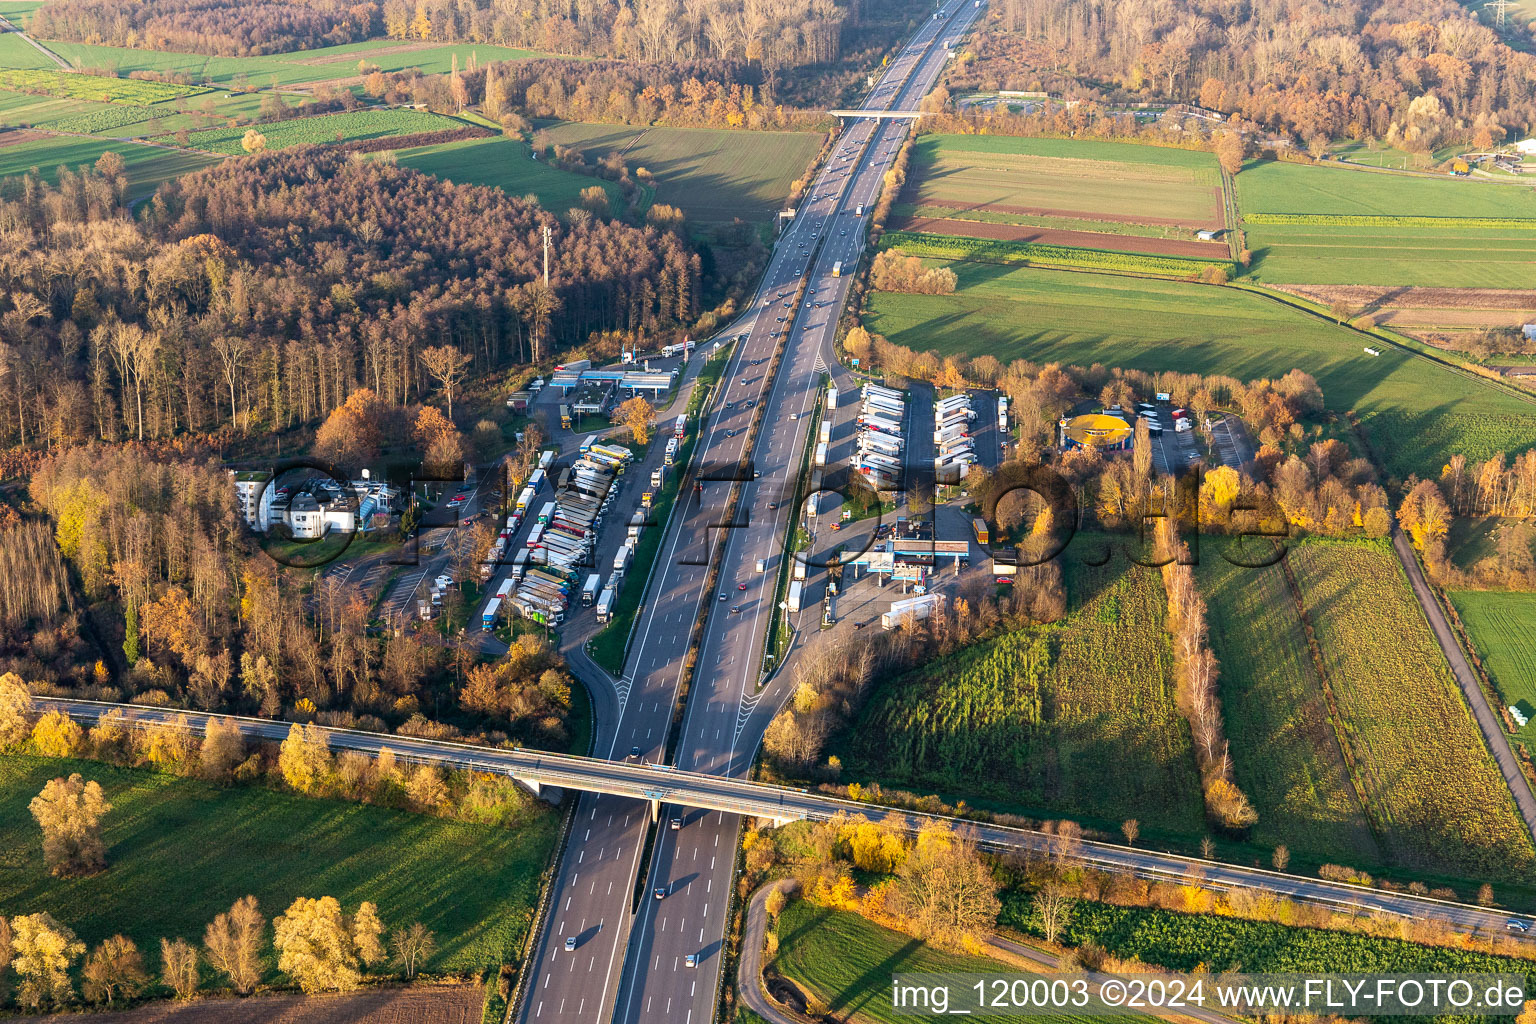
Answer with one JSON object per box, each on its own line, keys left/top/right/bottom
{"left": 82, "top": 936, "right": 147, "bottom": 1005}
{"left": 1032, "top": 885, "right": 1076, "bottom": 945}
{"left": 160, "top": 937, "right": 200, "bottom": 1001}
{"left": 204, "top": 896, "right": 265, "bottom": 994}
{"left": 1121, "top": 819, "right": 1139, "bottom": 846}
{"left": 418, "top": 346, "right": 473, "bottom": 421}
{"left": 389, "top": 923, "right": 436, "bottom": 979}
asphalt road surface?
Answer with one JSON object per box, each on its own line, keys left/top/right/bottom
{"left": 523, "top": 4, "right": 990, "bottom": 1023}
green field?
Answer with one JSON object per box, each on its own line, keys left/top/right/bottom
{"left": 0, "top": 134, "right": 219, "bottom": 196}
{"left": 398, "top": 135, "right": 618, "bottom": 214}
{"left": 1449, "top": 590, "right": 1536, "bottom": 744}
{"left": 1244, "top": 221, "right": 1536, "bottom": 287}
{"left": 0, "top": 753, "right": 559, "bottom": 972}
{"left": 909, "top": 134, "right": 1222, "bottom": 228}
{"left": 1197, "top": 545, "right": 1378, "bottom": 862}
{"left": 176, "top": 108, "right": 466, "bottom": 154}
{"left": 40, "top": 38, "right": 544, "bottom": 89}
{"left": 0, "top": 0, "right": 46, "bottom": 27}
{"left": 537, "top": 120, "right": 822, "bottom": 223}
{"left": 1237, "top": 159, "right": 1536, "bottom": 286}
{"left": 1239, "top": 160, "right": 1536, "bottom": 219}
{"left": 1289, "top": 542, "right": 1535, "bottom": 878}
{"left": 0, "top": 29, "right": 56, "bottom": 67}
{"left": 863, "top": 262, "right": 1536, "bottom": 481}
{"left": 836, "top": 542, "right": 1204, "bottom": 833}
{"left": 774, "top": 899, "right": 1114, "bottom": 1024}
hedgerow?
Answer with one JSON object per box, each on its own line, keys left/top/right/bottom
{"left": 880, "top": 230, "right": 1230, "bottom": 278}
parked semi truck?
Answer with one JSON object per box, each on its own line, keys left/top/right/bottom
{"left": 882, "top": 594, "right": 944, "bottom": 630}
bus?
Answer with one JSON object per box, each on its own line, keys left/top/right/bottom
{"left": 674, "top": 415, "right": 686, "bottom": 439}
{"left": 832, "top": 261, "right": 843, "bottom": 277}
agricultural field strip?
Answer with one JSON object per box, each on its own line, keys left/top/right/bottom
{"left": 1237, "top": 159, "right": 1536, "bottom": 220}
{"left": 911, "top": 134, "right": 1222, "bottom": 229}
{"left": 1289, "top": 543, "right": 1534, "bottom": 877}
{"left": 33, "top": 38, "right": 544, "bottom": 88}
{"left": 170, "top": 108, "right": 467, "bottom": 154}
{"left": 840, "top": 552, "right": 1205, "bottom": 831}
{"left": 0, "top": 66, "right": 206, "bottom": 103}
{"left": 883, "top": 230, "right": 1228, "bottom": 275}
{"left": 1196, "top": 551, "right": 1378, "bottom": 860}
{"left": 537, "top": 120, "right": 822, "bottom": 220}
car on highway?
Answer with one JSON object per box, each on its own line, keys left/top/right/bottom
{"left": 730, "top": 605, "right": 741, "bottom": 614}
{"left": 685, "top": 954, "right": 698, "bottom": 968}
{"left": 654, "top": 887, "right": 666, "bottom": 900}
{"left": 719, "top": 593, "right": 729, "bottom": 602}
{"left": 670, "top": 817, "right": 681, "bottom": 830}
{"left": 768, "top": 501, "right": 779, "bottom": 510}
{"left": 565, "top": 936, "right": 577, "bottom": 951}
{"left": 738, "top": 583, "right": 747, "bottom": 590}
{"left": 1508, "top": 918, "right": 1532, "bottom": 933}
{"left": 628, "top": 746, "right": 641, "bottom": 760}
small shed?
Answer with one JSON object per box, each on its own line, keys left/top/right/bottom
{"left": 1516, "top": 138, "right": 1536, "bottom": 156}
{"left": 1523, "top": 324, "right": 1536, "bottom": 341}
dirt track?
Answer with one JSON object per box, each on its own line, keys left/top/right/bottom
{"left": 892, "top": 215, "right": 1230, "bottom": 259}
{"left": 36, "top": 984, "right": 483, "bottom": 1024}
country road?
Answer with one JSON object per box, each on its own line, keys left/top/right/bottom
{"left": 1391, "top": 528, "right": 1536, "bottom": 841}
{"left": 0, "top": 16, "right": 70, "bottom": 68}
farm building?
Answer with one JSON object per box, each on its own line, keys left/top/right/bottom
{"left": 1058, "top": 412, "right": 1134, "bottom": 452}
{"left": 1524, "top": 324, "right": 1536, "bottom": 341}
{"left": 1516, "top": 138, "right": 1536, "bottom": 156}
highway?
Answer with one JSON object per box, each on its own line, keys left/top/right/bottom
{"left": 509, "top": 6, "right": 988, "bottom": 1024}
{"left": 33, "top": 696, "right": 1532, "bottom": 942}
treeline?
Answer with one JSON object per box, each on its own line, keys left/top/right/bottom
{"left": 867, "top": 250, "right": 956, "bottom": 295}
{"left": 32, "top": 0, "right": 378, "bottom": 56}
{"left": 843, "top": 327, "right": 1326, "bottom": 457}
{"left": 1157, "top": 521, "right": 1255, "bottom": 832}
{"left": 0, "top": 894, "right": 431, "bottom": 1011}
{"left": 0, "top": 147, "right": 698, "bottom": 448}
{"left": 479, "top": 59, "right": 823, "bottom": 129}
{"left": 379, "top": 0, "right": 852, "bottom": 70}
{"left": 962, "top": 0, "right": 1536, "bottom": 150}
{"left": 1, "top": 683, "right": 544, "bottom": 830}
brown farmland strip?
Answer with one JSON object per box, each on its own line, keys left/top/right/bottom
{"left": 921, "top": 196, "right": 1212, "bottom": 229}
{"left": 891, "top": 215, "right": 1231, "bottom": 259}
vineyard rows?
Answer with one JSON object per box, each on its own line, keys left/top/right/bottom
{"left": 176, "top": 109, "right": 464, "bottom": 155}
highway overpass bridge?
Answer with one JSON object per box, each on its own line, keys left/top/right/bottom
{"left": 35, "top": 697, "right": 1526, "bottom": 936}
{"left": 827, "top": 109, "right": 925, "bottom": 119}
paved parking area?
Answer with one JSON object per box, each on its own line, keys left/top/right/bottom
{"left": 1208, "top": 413, "right": 1254, "bottom": 471}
